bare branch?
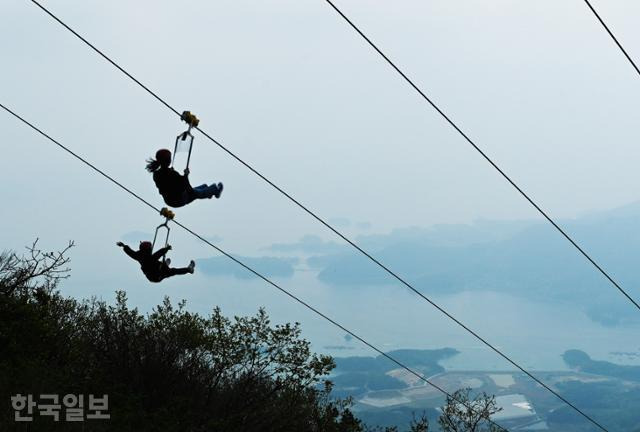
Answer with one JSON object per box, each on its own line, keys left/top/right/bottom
{"left": 0, "top": 239, "right": 74, "bottom": 295}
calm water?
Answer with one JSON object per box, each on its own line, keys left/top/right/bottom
{"left": 109, "top": 269, "right": 640, "bottom": 372}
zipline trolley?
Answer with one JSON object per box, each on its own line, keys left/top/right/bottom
{"left": 172, "top": 110, "right": 200, "bottom": 171}
{"left": 152, "top": 207, "right": 175, "bottom": 262}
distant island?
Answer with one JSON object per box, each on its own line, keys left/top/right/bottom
{"left": 301, "top": 204, "right": 640, "bottom": 327}
{"left": 563, "top": 349, "right": 640, "bottom": 382}
{"left": 331, "top": 348, "right": 458, "bottom": 398}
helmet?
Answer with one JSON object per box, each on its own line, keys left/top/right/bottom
{"left": 155, "top": 149, "right": 172, "bottom": 167}
{"left": 139, "top": 241, "right": 153, "bottom": 251}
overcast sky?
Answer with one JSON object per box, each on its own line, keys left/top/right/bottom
{"left": 2, "top": 0, "right": 640, "bottom": 364}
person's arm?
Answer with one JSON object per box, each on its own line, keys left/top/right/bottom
{"left": 117, "top": 242, "right": 139, "bottom": 261}
{"left": 152, "top": 171, "right": 162, "bottom": 190}
{"left": 152, "top": 245, "right": 172, "bottom": 261}
{"left": 181, "top": 168, "right": 193, "bottom": 189}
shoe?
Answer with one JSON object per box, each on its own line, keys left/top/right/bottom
{"left": 188, "top": 260, "right": 196, "bottom": 274}
{"left": 215, "top": 182, "right": 223, "bottom": 199}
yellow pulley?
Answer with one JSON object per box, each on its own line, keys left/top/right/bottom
{"left": 160, "top": 207, "right": 175, "bottom": 220}
{"left": 181, "top": 111, "right": 200, "bottom": 128}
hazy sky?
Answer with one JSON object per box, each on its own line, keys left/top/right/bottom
{"left": 3, "top": 0, "right": 640, "bottom": 368}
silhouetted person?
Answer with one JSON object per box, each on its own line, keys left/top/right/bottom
{"left": 117, "top": 241, "right": 195, "bottom": 283}
{"left": 146, "top": 149, "right": 223, "bottom": 208}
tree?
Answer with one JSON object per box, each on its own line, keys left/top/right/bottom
{"left": 362, "top": 412, "right": 428, "bottom": 432}
{"left": 410, "top": 413, "right": 429, "bottom": 432}
{"left": 438, "top": 388, "right": 502, "bottom": 432}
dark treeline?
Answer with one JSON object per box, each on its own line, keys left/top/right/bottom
{"left": 0, "top": 242, "right": 499, "bottom": 432}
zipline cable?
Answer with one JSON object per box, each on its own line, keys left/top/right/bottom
{"left": 321, "top": 0, "right": 640, "bottom": 314}
{"left": 582, "top": 0, "right": 640, "bottom": 78}
{"left": 0, "top": 101, "right": 509, "bottom": 432}
{"left": 24, "top": 3, "right": 610, "bottom": 429}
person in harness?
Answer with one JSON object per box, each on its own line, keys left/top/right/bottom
{"left": 117, "top": 240, "right": 195, "bottom": 283}
{"left": 146, "top": 148, "right": 223, "bottom": 208}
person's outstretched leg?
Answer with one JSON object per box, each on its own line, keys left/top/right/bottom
{"left": 192, "top": 184, "right": 212, "bottom": 199}
{"left": 190, "top": 185, "right": 209, "bottom": 199}
{"left": 163, "top": 260, "right": 195, "bottom": 278}
{"left": 192, "top": 184, "right": 223, "bottom": 199}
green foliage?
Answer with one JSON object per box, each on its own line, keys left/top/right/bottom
{"left": 363, "top": 413, "right": 429, "bottom": 432}
{"left": 409, "top": 413, "right": 430, "bottom": 432}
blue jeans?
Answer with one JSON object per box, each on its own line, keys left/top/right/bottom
{"left": 192, "top": 184, "right": 218, "bottom": 199}
{"left": 169, "top": 184, "right": 219, "bottom": 207}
